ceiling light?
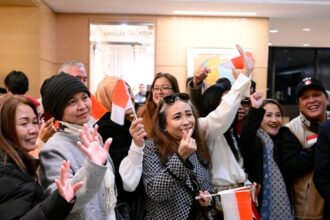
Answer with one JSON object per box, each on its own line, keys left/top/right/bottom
{"left": 172, "top": 11, "right": 257, "bottom": 16}
{"left": 269, "top": 29, "right": 278, "bottom": 33}
{"left": 302, "top": 28, "right": 311, "bottom": 32}
{"left": 303, "top": 43, "right": 310, "bottom": 47}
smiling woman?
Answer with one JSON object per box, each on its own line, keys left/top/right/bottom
{"left": 0, "top": 94, "right": 83, "bottom": 219}
{"left": 239, "top": 93, "right": 298, "bottom": 219}
{"left": 137, "top": 72, "right": 180, "bottom": 137}
{"left": 137, "top": 92, "right": 214, "bottom": 219}
{"left": 38, "top": 73, "right": 118, "bottom": 219}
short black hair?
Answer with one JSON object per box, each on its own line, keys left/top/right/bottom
{"left": 4, "top": 71, "right": 29, "bottom": 95}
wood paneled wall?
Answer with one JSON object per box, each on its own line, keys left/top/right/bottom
{"left": 0, "top": 0, "right": 56, "bottom": 97}
{"left": 56, "top": 14, "right": 269, "bottom": 94}
{"left": 0, "top": 7, "right": 269, "bottom": 97}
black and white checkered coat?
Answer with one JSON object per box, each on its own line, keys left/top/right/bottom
{"left": 143, "top": 139, "right": 214, "bottom": 219}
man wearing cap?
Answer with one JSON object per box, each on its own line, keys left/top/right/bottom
{"left": 282, "top": 77, "right": 329, "bottom": 220}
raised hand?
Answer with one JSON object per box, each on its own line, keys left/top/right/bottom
{"left": 77, "top": 124, "right": 112, "bottom": 166}
{"left": 178, "top": 129, "right": 197, "bottom": 160}
{"left": 236, "top": 44, "right": 254, "bottom": 78}
{"left": 129, "top": 118, "right": 147, "bottom": 147}
{"left": 193, "top": 66, "right": 211, "bottom": 87}
{"left": 250, "top": 91, "right": 264, "bottom": 109}
{"left": 55, "top": 160, "right": 83, "bottom": 202}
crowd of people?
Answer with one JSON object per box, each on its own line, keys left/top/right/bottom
{"left": 0, "top": 44, "right": 329, "bottom": 220}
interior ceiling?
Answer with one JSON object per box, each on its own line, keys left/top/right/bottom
{"left": 41, "top": 0, "right": 330, "bottom": 47}
{"left": 43, "top": 0, "right": 330, "bottom": 18}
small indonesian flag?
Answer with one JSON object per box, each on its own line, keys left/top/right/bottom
{"left": 111, "top": 79, "right": 134, "bottom": 125}
{"left": 221, "top": 51, "right": 255, "bottom": 69}
{"left": 91, "top": 94, "right": 108, "bottom": 121}
{"left": 306, "top": 134, "right": 317, "bottom": 147}
{"left": 220, "top": 187, "right": 254, "bottom": 220}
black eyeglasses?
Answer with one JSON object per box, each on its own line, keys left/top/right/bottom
{"left": 152, "top": 85, "right": 173, "bottom": 93}
{"left": 162, "top": 93, "right": 190, "bottom": 104}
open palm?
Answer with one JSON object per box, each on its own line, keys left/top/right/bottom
{"left": 56, "top": 160, "right": 83, "bottom": 202}
{"left": 77, "top": 124, "right": 112, "bottom": 166}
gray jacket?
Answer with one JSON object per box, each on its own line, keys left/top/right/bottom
{"left": 38, "top": 131, "right": 115, "bottom": 220}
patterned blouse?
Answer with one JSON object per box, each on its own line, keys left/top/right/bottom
{"left": 142, "top": 139, "right": 214, "bottom": 219}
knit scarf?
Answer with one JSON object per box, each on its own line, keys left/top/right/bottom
{"left": 257, "top": 128, "right": 293, "bottom": 220}
{"left": 59, "top": 120, "right": 117, "bottom": 219}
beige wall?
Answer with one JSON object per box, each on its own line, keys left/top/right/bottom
{"left": 0, "top": 6, "right": 41, "bottom": 96}
{"left": 0, "top": 9, "right": 269, "bottom": 96}
{"left": 40, "top": 1, "right": 57, "bottom": 83}
{"left": 155, "top": 16, "right": 268, "bottom": 92}
{"left": 0, "top": 1, "right": 56, "bottom": 97}
{"left": 56, "top": 14, "right": 269, "bottom": 94}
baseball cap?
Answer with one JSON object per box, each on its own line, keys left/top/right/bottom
{"left": 296, "top": 77, "right": 327, "bottom": 98}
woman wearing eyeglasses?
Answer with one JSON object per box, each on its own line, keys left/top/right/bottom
{"left": 132, "top": 92, "right": 213, "bottom": 219}
{"left": 137, "top": 72, "right": 180, "bottom": 137}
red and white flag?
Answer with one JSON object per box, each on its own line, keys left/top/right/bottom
{"left": 306, "top": 134, "right": 317, "bottom": 147}
{"left": 221, "top": 51, "right": 254, "bottom": 69}
{"left": 220, "top": 187, "right": 254, "bottom": 220}
{"left": 111, "top": 79, "right": 135, "bottom": 125}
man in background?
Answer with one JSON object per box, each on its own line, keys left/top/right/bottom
{"left": 284, "top": 77, "right": 329, "bottom": 220}
{"left": 59, "top": 61, "right": 88, "bottom": 85}
{"left": 59, "top": 60, "right": 107, "bottom": 123}
{"left": 4, "top": 70, "right": 29, "bottom": 95}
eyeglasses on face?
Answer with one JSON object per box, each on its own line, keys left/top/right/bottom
{"left": 162, "top": 93, "right": 190, "bottom": 104}
{"left": 152, "top": 85, "right": 173, "bottom": 92}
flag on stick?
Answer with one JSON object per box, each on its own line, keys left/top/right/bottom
{"left": 221, "top": 51, "right": 254, "bottom": 69}
{"left": 111, "top": 79, "right": 135, "bottom": 125}
{"left": 220, "top": 187, "right": 254, "bottom": 220}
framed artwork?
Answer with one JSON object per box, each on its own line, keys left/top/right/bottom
{"left": 186, "top": 47, "right": 251, "bottom": 85}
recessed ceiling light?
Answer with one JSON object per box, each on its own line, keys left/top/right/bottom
{"left": 303, "top": 43, "right": 310, "bottom": 47}
{"left": 172, "top": 11, "right": 257, "bottom": 16}
{"left": 269, "top": 29, "right": 278, "bottom": 33}
{"left": 302, "top": 28, "right": 311, "bottom": 32}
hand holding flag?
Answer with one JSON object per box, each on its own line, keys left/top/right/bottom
{"left": 129, "top": 118, "right": 147, "bottom": 147}
{"left": 221, "top": 44, "right": 255, "bottom": 78}
{"left": 111, "top": 79, "right": 136, "bottom": 125}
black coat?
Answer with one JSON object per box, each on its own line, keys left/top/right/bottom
{"left": 239, "top": 107, "right": 301, "bottom": 205}
{"left": 314, "top": 120, "right": 330, "bottom": 220}
{"left": 0, "top": 157, "right": 73, "bottom": 220}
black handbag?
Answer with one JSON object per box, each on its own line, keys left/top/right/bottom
{"left": 115, "top": 203, "right": 130, "bottom": 220}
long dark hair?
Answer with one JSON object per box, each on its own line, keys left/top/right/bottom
{"left": 137, "top": 72, "right": 180, "bottom": 136}
{"left": 151, "top": 97, "right": 210, "bottom": 165}
{"left": 0, "top": 94, "right": 38, "bottom": 174}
